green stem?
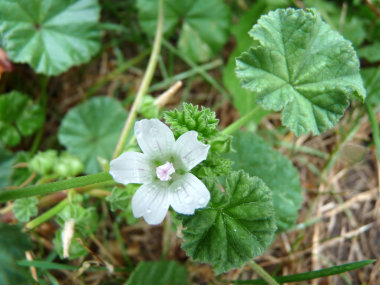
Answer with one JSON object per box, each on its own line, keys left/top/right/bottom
{"left": 365, "top": 102, "right": 380, "bottom": 161}
{"left": 26, "top": 199, "right": 69, "bottom": 230}
{"left": 30, "top": 75, "right": 49, "bottom": 156}
{"left": 0, "top": 173, "right": 113, "bottom": 203}
{"left": 247, "top": 260, "right": 280, "bottom": 285}
{"left": 222, "top": 106, "right": 262, "bottom": 135}
{"left": 112, "top": 0, "right": 164, "bottom": 158}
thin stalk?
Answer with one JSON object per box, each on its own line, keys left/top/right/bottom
{"left": 222, "top": 106, "right": 262, "bottom": 135}
{"left": 26, "top": 199, "right": 69, "bottom": 230}
{"left": 113, "top": 0, "right": 164, "bottom": 158}
{"left": 247, "top": 260, "right": 280, "bottom": 285}
{"left": 0, "top": 172, "right": 113, "bottom": 203}
{"left": 162, "top": 40, "right": 231, "bottom": 100}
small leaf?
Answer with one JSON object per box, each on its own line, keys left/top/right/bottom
{"left": 106, "top": 186, "right": 139, "bottom": 225}
{"left": 137, "top": 0, "right": 230, "bottom": 63}
{"left": 0, "top": 0, "right": 101, "bottom": 76}
{"left": 54, "top": 203, "right": 98, "bottom": 259}
{"left": 0, "top": 223, "right": 33, "bottom": 285}
{"left": 177, "top": 171, "right": 276, "bottom": 274}
{"left": 58, "top": 97, "right": 127, "bottom": 174}
{"left": 127, "top": 260, "right": 189, "bottom": 285}
{"left": 0, "top": 91, "right": 43, "bottom": 146}
{"left": 55, "top": 204, "right": 98, "bottom": 236}
{"left": 13, "top": 197, "right": 39, "bottom": 223}
{"left": 235, "top": 8, "right": 366, "bottom": 136}
{"left": 164, "top": 103, "right": 219, "bottom": 142}
{"left": 225, "top": 131, "right": 303, "bottom": 231}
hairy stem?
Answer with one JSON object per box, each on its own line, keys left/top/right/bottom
{"left": 113, "top": 0, "right": 164, "bottom": 158}
{"left": 26, "top": 199, "right": 69, "bottom": 230}
{"left": 0, "top": 173, "right": 113, "bottom": 203}
{"left": 247, "top": 260, "right": 280, "bottom": 285}
{"left": 222, "top": 106, "right": 262, "bottom": 135}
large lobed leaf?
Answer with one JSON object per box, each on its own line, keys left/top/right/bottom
{"left": 0, "top": 0, "right": 101, "bottom": 76}
{"left": 177, "top": 171, "right": 276, "bottom": 274}
{"left": 137, "top": 0, "right": 230, "bottom": 63}
{"left": 225, "top": 131, "right": 303, "bottom": 231}
{"left": 236, "top": 8, "right": 366, "bottom": 136}
{"left": 58, "top": 97, "right": 127, "bottom": 174}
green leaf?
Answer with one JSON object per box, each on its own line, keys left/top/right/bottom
{"left": 362, "top": 67, "right": 380, "bottom": 105}
{"left": 358, "top": 42, "right": 380, "bottom": 63}
{"left": 58, "top": 97, "right": 127, "bottom": 174}
{"left": 304, "top": 0, "right": 367, "bottom": 47}
{"left": 0, "top": 147, "right": 14, "bottom": 189}
{"left": 126, "top": 261, "right": 188, "bottom": 285}
{"left": 53, "top": 230, "right": 88, "bottom": 260}
{"left": 55, "top": 203, "right": 98, "bottom": 236}
{"left": 223, "top": 0, "right": 285, "bottom": 117}
{"left": 137, "top": 0, "right": 230, "bottom": 63}
{"left": 228, "top": 259, "right": 375, "bottom": 284}
{"left": 0, "top": 91, "right": 43, "bottom": 146}
{"left": 178, "top": 171, "right": 276, "bottom": 274}
{"left": 13, "top": 197, "right": 39, "bottom": 223}
{"left": 0, "top": 223, "right": 33, "bottom": 285}
{"left": 225, "top": 131, "right": 302, "bottom": 231}
{"left": 54, "top": 203, "right": 98, "bottom": 259}
{"left": 0, "top": 0, "right": 101, "bottom": 76}
{"left": 106, "top": 185, "right": 139, "bottom": 225}
{"left": 164, "top": 103, "right": 219, "bottom": 142}
{"left": 235, "top": 8, "right": 366, "bottom": 136}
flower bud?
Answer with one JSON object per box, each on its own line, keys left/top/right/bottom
{"left": 29, "top": 150, "right": 58, "bottom": 175}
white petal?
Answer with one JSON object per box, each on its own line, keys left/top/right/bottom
{"left": 135, "top": 119, "right": 175, "bottom": 158}
{"left": 169, "top": 173, "right": 210, "bottom": 215}
{"left": 174, "top": 131, "right": 210, "bottom": 171}
{"left": 131, "top": 183, "right": 170, "bottom": 225}
{"left": 109, "top": 152, "right": 153, "bottom": 185}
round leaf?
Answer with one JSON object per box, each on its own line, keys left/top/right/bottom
{"left": 178, "top": 171, "right": 276, "bottom": 274}
{"left": 235, "top": 8, "right": 366, "bottom": 136}
{"left": 58, "top": 97, "right": 127, "bottom": 174}
{"left": 13, "top": 197, "right": 39, "bottom": 223}
{"left": 0, "top": 0, "right": 101, "bottom": 76}
{"left": 137, "top": 0, "right": 231, "bottom": 63}
{"left": 225, "top": 131, "right": 303, "bottom": 231}
{"left": 0, "top": 91, "right": 43, "bottom": 146}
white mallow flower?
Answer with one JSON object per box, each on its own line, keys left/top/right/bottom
{"left": 109, "top": 119, "right": 211, "bottom": 225}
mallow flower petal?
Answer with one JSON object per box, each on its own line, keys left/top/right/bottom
{"left": 169, "top": 173, "right": 210, "bottom": 215}
{"left": 109, "top": 152, "right": 153, "bottom": 185}
{"left": 135, "top": 119, "right": 175, "bottom": 158}
{"left": 132, "top": 183, "right": 170, "bottom": 225}
{"left": 174, "top": 131, "right": 210, "bottom": 171}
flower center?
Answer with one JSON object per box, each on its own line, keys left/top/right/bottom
{"left": 156, "top": 161, "right": 175, "bottom": 181}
